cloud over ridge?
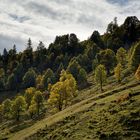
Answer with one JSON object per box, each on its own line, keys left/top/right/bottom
{"left": 0, "top": 0, "right": 139, "bottom": 52}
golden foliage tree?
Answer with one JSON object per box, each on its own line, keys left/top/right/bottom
{"left": 24, "top": 87, "right": 36, "bottom": 108}
{"left": 114, "top": 63, "right": 122, "bottom": 83}
{"left": 28, "top": 100, "right": 37, "bottom": 119}
{"left": 130, "top": 42, "right": 140, "bottom": 70}
{"left": 116, "top": 47, "right": 127, "bottom": 67}
{"left": 2, "top": 99, "right": 12, "bottom": 119}
{"left": 30, "top": 91, "right": 44, "bottom": 116}
{"left": 36, "top": 75, "right": 43, "bottom": 90}
{"left": 135, "top": 65, "right": 140, "bottom": 80}
{"left": 12, "top": 96, "right": 27, "bottom": 121}
{"left": 95, "top": 64, "right": 107, "bottom": 91}
{"left": 48, "top": 70, "right": 77, "bottom": 111}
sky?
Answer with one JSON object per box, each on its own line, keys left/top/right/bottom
{"left": 0, "top": 0, "right": 140, "bottom": 52}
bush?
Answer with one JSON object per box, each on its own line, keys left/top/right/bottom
{"left": 116, "top": 93, "right": 131, "bottom": 103}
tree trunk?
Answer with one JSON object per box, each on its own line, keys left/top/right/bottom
{"left": 16, "top": 110, "right": 20, "bottom": 121}
{"left": 30, "top": 113, "right": 33, "bottom": 119}
{"left": 107, "top": 68, "right": 110, "bottom": 75}
{"left": 58, "top": 102, "right": 62, "bottom": 111}
{"left": 37, "top": 103, "right": 40, "bottom": 117}
{"left": 100, "top": 73, "right": 103, "bottom": 92}
{"left": 100, "top": 80, "right": 103, "bottom": 92}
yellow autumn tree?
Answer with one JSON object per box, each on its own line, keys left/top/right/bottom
{"left": 2, "top": 99, "right": 12, "bottom": 119}
{"left": 36, "top": 75, "right": 43, "bottom": 90}
{"left": 28, "top": 102, "right": 37, "bottom": 119}
{"left": 29, "top": 91, "right": 44, "bottom": 117}
{"left": 48, "top": 70, "right": 77, "bottom": 111}
{"left": 114, "top": 63, "right": 122, "bottom": 83}
{"left": 24, "top": 87, "right": 36, "bottom": 108}
{"left": 95, "top": 65, "right": 107, "bottom": 91}
{"left": 116, "top": 47, "right": 127, "bottom": 67}
{"left": 60, "top": 70, "right": 77, "bottom": 97}
{"left": 135, "top": 65, "right": 140, "bottom": 80}
{"left": 12, "top": 96, "right": 27, "bottom": 121}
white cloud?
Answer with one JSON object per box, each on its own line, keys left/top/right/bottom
{"left": 0, "top": 0, "right": 139, "bottom": 52}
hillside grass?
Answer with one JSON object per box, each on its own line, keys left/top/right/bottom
{"left": 0, "top": 73, "right": 140, "bottom": 140}
{"left": 29, "top": 90, "right": 140, "bottom": 140}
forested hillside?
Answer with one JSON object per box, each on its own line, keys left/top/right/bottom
{"left": 0, "top": 16, "right": 140, "bottom": 140}
{"left": 0, "top": 16, "right": 139, "bottom": 92}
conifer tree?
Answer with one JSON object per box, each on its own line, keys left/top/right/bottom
{"left": 42, "top": 68, "right": 55, "bottom": 89}
{"left": 2, "top": 48, "right": 8, "bottom": 75}
{"left": 67, "top": 59, "right": 81, "bottom": 80}
{"left": 6, "top": 73, "right": 17, "bottom": 91}
{"left": 77, "top": 68, "right": 87, "bottom": 87}
{"left": 23, "top": 68, "right": 37, "bottom": 88}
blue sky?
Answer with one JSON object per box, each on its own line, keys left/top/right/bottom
{"left": 0, "top": 0, "right": 139, "bottom": 52}
{"left": 107, "top": 0, "right": 129, "bottom": 5}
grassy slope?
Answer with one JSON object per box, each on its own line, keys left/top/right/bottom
{"left": 27, "top": 82, "right": 140, "bottom": 140}
{"left": 32, "top": 88, "right": 140, "bottom": 140}
{"left": 1, "top": 74, "right": 140, "bottom": 140}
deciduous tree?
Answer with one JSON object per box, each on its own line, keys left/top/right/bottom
{"left": 95, "top": 65, "right": 107, "bottom": 91}
{"left": 116, "top": 47, "right": 127, "bottom": 67}
{"left": 97, "top": 49, "right": 116, "bottom": 75}
{"left": 2, "top": 99, "right": 12, "bottom": 119}
{"left": 25, "top": 87, "right": 36, "bottom": 108}
{"left": 135, "top": 65, "right": 140, "bottom": 80}
{"left": 36, "top": 75, "right": 43, "bottom": 90}
{"left": 130, "top": 42, "right": 140, "bottom": 70}
{"left": 48, "top": 70, "right": 77, "bottom": 111}
{"left": 12, "top": 96, "right": 27, "bottom": 121}
{"left": 31, "top": 91, "right": 44, "bottom": 116}
{"left": 114, "top": 63, "right": 122, "bottom": 83}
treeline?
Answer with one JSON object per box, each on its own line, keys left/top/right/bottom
{"left": 0, "top": 16, "right": 139, "bottom": 92}
{"left": 0, "top": 16, "right": 139, "bottom": 122}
